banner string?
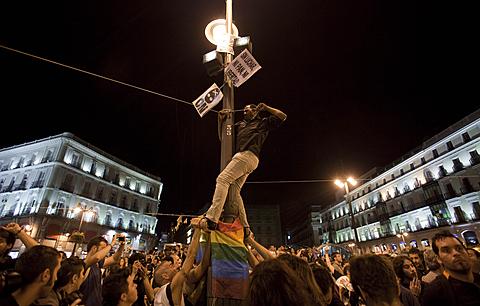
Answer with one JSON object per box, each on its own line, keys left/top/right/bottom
{"left": 0, "top": 44, "right": 247, "bottom": 114}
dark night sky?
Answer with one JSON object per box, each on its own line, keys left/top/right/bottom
{"left": 0, "top": 1, "right": 475, "bottom": 231}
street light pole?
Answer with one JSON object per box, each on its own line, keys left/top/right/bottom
{"left": 220, "top": 0, "right": 234, "bottom": 170}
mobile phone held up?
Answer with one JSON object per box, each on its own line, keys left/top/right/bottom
{"left": 117, "top": 236, "right": 126, "bottom": 242}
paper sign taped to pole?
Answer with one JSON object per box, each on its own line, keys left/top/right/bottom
{"left": 225, "top": 49, "right": 261, "bottom": 87}
{"left": 193, "top": 83, "right": 223, "bottom": 118}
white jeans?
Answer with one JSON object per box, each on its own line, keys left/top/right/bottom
{"left": 206, "top": 151, "right": 259, "bottom": 227}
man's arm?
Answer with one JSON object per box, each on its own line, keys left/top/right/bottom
{"left": 104, "top": 240, "right": 125, "bottom": 268}
{"left": 187, "top": 232, "right": 211, "bottom": 283}
{"left": 257, "top": 103, "right": 287, "bottom": 121}
{"left": 84, "top": 243, "right": 113, "bottom": 268}
{"left": 1, "top": 223, "right": 39, "bottom": 249}
{"left": 245, "top": 232, "right": 273, "bottom": 260}
{"left": 171, "top": 224, "right": 202, "bottom": 305}
{"left": 246, "top": 247, "right": 260, "bottom": 268}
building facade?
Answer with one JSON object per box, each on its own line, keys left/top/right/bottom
{"left": 0, "top": 133, "right": 162, "bottom": 253}
{"left": 246, "top": 204, "right": 283, "bottom": 247}
{"left": 312, "top": 109, "right": 480, "bottom": 253}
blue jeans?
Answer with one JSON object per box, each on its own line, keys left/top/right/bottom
{"left": 206, "top": 151, "right": 259, "bottom": 227}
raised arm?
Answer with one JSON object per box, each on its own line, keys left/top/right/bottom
{"left": 245, "top": 232, "right": 273, "bottom": 260}
{"left": 171, "top": 221, "right": 202, "bottom": 305}
{"left": 257, "top": 103, "right": 287, "bottom": 121}
{"left": 1, "top": 223, "right": 39, "bottom": 249}
{"left": 104, "top": 237, "right": 125, "bottom": 267}
{"left": 187, "top": 232, "right": 211, "bottom": 283}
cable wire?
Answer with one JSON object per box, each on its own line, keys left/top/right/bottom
{"left": 0, "top": 44, "right": 251, "bottom": 114}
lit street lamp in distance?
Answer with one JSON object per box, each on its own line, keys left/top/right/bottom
{"left": 396, "top": 232, "right": 409, "bottom": 248}
{"left": 70, "top": 204, "right": 96, "bottom": 256}
{"left": 72, "top": 205, "right": 95, "bottom": 233}
{"left": 334, "top": 177, "right": 360, "bottom": 244}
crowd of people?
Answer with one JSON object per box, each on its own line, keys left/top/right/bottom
{"left": 1, "top": 219, "right": 479, "bottom": 306}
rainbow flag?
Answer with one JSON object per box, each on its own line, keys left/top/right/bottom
{"left": 210, "top": 218, "right": 249, "bottom": 300}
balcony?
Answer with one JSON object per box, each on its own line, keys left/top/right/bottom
{"left": 59, "top": 184, "right": 75, "bottom": 193}
{"left": 31, "top": 180, "right": 45, "bottom": 188}
{"left": 13, "top": 183, "right": 27, "bottom": 191}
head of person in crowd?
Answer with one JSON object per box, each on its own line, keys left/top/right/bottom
{"left": 408, "top": 248, "right": 425, "bottom": 272}
{"left": 87, "top": 236, "right": 109, "bottom": 254}
{"left": 102, "top": 269, "right": 138, "bottom": 306}
{"left": 343, "top": 262, "right": 351, "bottom": 277}
{"left": 431, "top": 230, "right": 471, "bottom": 276}
{"left": 119, "top": 257, "right": 127, "bottom": 269}
{"left": 127, "top": 252, "right": 145, "bottom": 268}
{"left": 154, "top": 259, "right": 177, "bottom": 287}
{"left": 350, "top": 254, "right": 401, "bottom": 306}
{"left": 58, "top": 251, "right": 67, "bottom": 262}
{"left": 311, "top": 265, "right": 335, "bottom": 304}
{"left": 332, "top": 252, "right": 343, "bottom": 265}
{"left": 392, "top": 255, "right": 417, "bottom": 286}
{"left": 0, "top": 228, "right": 16, "bottom": 259}
{"left": 423, "top": 249, "right": 441, "bottom": 273}
{"left": 277, "top": 253, "right": 326, "bottom": 306}
{"left": 54, "top": 257, "right": 86, "bottom": 296}
{"left": 249, "top": 258, "right": 316, "bottom": 306}
{"left": 12, "top": 245, "right": 61, "bottom": 304}
{"left": 466, "top": 247, "right": 480, "bottom": 273}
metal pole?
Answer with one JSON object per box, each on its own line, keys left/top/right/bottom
{"left": 345, "top": 183, "right": 360, "bottom": 243}
{"left": 79, "top": 211, "right": 85, "bottom": 232}
{"left": 220, "top": 0, "right": 234, "bottom": 170}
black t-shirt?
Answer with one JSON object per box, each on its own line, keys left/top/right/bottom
{"left": 235, "top": 115, "right": 283, "bottom": 157}
{"left": 0, "top": 294, "right": 20, "bottom": 306}
{"left": 0, "top": 255, "right": 16, "bottom": 272}
{"left": 422, "top": 273, "right": 480, "bottom": 306}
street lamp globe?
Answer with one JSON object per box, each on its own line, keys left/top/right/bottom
{"left": 334, "top": 179, "right": 344, "bottom": 188}
{"left": 205, "top": 19, "right": 239, "bottom": 46}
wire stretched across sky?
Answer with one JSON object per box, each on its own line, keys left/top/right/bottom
{"left": 0, "top": 44, "right": 246, "bottom": 114}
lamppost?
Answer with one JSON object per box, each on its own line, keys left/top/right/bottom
{"left": 69, "top": 205, "right": 95, "bottom": 256}
{"left": 204, "top": 0, "right": 236, "bottom": 170}
{"left": 335, "top": 177, "right": 360, "bottom": 243}
{"left": 396, "top": 232, "right": 409, "bottom": 248}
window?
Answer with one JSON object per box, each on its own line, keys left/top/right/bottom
{"left": 446, "top": 141, "right": 454, "bottom": 151}
{"left": 71, "top": 153, "right": 79, "bottom": 166}
{"left": 469, "top": 150, "right": 480, "bottom": 165}
{"left": 109, "top": 191, "right": 117, "bottom": 204}
{"left": 432, "top": 149, "right": 439, "bottom": 158}
{"left": 462, "top": 132, "right": 471, "bottom": 142}
{"left": 421, "top": 157, "right": 426, "bottom": 164}
{"left": 83, "top": 181, "right": 91, "bottom": 196}
{"left": 452, "top": 158, "right": 464, "bottom": 172}
{"left": 410, "top": 163, "right": 415, "bottom": 170}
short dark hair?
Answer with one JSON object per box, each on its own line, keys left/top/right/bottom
{"left": 15, "top": 245, "right": 60, "bottom": 287}
{"left": 102, "top": 269, "right": 130, "bottom": 306}
{"left": 0, "top": 228, "right": 16, "bottom": 255}
{"left": 350, "top": 255, "right": 398, "bottom": 305}
{"left": 245, "top": 104, "right": 257, "bottom": 110}
{"left": 54, "top": 257, "right": 85, "bottom": 289}
{"left": 87, "top": 236, "right": 108, "bottom": 252}
{"left": 331, "top": 252, "right": 341, "bottom": 258}
{"left": 128, "top": 252, "right": 145, "bottom": 266}
{"left": 431, "top": 230, "right": 465, "bottom": 255}
{"left": 408, "top": 248, "right": 421, "bottom": 255}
